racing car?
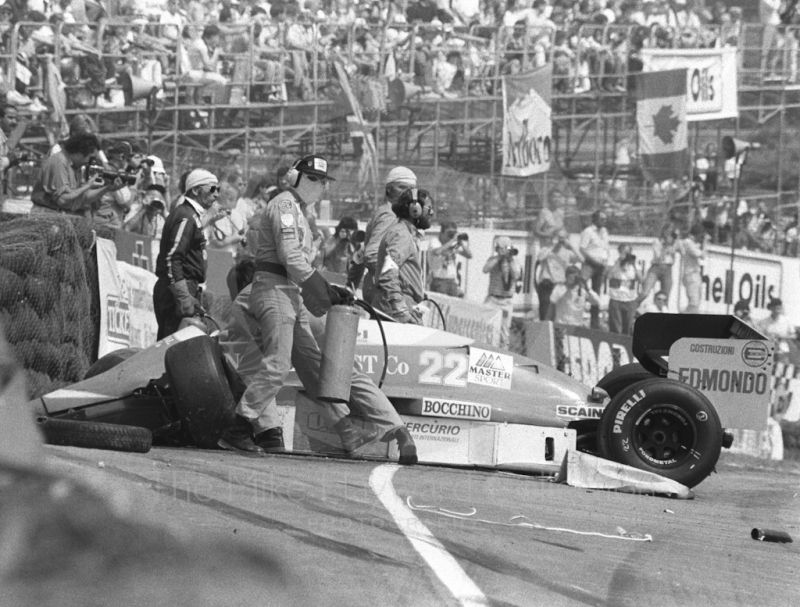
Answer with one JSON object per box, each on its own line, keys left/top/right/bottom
{"left": 29, "top": 312, "right": 758, "bottom": 488}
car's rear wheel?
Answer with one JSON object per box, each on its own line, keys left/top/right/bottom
{"left": 597, "top": 378, "right": 723, "bottom": 488}
{"left": 38, "top": 418, "right": 152, "bottom": 453}
{"left": 165, "top": 335, "right": 237, "bottom": 448}
{"left": 84, "top": 347, "right": 142, "bottom": 379}
{"left": 596, "top": 363, "right": 654, "bottom": 398}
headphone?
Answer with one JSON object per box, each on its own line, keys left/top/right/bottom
{"left": 285, "top": 159, "right": 301, "bottom": 188}
{"left": 407, "top": 188, "right": 423, "bottom": 219}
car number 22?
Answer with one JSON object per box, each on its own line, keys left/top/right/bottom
{"left": 418, "top": 351, "right": 468, "bottom": 387}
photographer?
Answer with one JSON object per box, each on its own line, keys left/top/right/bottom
{"left": 123, "top": 184, "right": 167, "bottom": 238}
{"left": 483, "top": 236, "right": 522, "bottom": 350}
{"left": 607, "top": 244, "right": 644, "bottom": 335}
{"left": 320, "top": 216, "right": 358, "bottom": 275}
{"left": 550, "top": 265, "right": 601, "bottom": 327}
{"left": 428, "top": 221, "right": 472, "bottom": 298}
{"left": 535, "top": 229, "right": 583, "bottom": 321}
{"left": 91, "top": 141, "right": 136, "bottom": 231}
{"left": 30, "top": 132, "right": 119, "bottom": 218}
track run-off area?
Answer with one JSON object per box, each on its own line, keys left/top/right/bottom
{"left": 46, "top": 445, "right": 800, "bottom": 607}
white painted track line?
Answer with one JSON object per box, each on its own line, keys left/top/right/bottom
{"left": 370, "top": 464, "right": 489, "bottom": 607}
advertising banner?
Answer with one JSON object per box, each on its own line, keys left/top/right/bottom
{"left": 111, "top": 229, "right": 158, "bottom": 273}
{"left": 641, "top": 47, "right": 738, "bottom": 121}
{"left": 553, "top": 325, "right": 634, "bottom": 388}
{"left": 501, "top": 64, "right": 552, "bottom": 176}
{"left": 425, "top": 292, "right": 503, "bottom": 346}
{"left": 96, "top": 238, "right": 159, "bottom": 357}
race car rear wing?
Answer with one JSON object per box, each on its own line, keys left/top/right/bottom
{"left": 632, "top": 313, "right": 768, "bottom": 377}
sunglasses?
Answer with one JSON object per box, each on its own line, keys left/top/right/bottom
{"left": 305, "top": 174, "right": 325, "bottom": 183}
{"left": 206, "top": 185, "right": 219, "bottom": 194}
{"left": 656, "top": 298, "right": 667, "bottom": 302}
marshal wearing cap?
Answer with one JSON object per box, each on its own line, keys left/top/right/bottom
{"left": 295, "top": 155, "right": 336, "bottom": 181}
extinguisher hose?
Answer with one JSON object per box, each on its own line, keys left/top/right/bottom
{"left": 353, "top": 299, "right": 390, "bottom": 389}
{"left": 426, "top": 296, "right": 446, "bottom": 332}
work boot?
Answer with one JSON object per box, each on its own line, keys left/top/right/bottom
{"left": 218, "top": 416, "right": 265, "bottom": 455}
{"left": 333, "top": 418, "right": 380, "bottom": 455}
{"left": 255, "top": 427, "right": 284, "bottom": 453}
{"left": 387, "top": 426, "right": 417, "bottom": 465}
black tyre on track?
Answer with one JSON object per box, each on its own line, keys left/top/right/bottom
{"left": 38, "top": 418, "right": 152, "bottom": 453}
{"left": 596, "top": 363, "right": 654, "bottom": 398}
{"left": 165, "top": 335, "right": 237, "bottom": 449}
{"left": 597, "top": 378, "right": 723, "bottom": 488}
{"left": 84, "top": 347, "right": 142, "bottom": 379}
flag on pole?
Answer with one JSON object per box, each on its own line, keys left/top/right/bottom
{"left": 637, "top": 69, "right": 689, "bottom": 183}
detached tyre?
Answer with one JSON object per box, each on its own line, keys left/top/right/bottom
{"left": 39, "top": 418, "right": 152, "bottom": 453}
{"left": 84, "top": 347, "right": 142, "bottom": 379}
{"left": 165, "top": 335, "right": 237, "bottom": 449}
{"left": 597, "top": 378, "right": 723, "bottom": 488}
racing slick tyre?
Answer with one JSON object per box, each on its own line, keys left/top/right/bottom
{"left": 84, "top": 347, "right": 142, "bottom": 379}
{"left": 596, "top": 363, "right": 654, "bottom": 398}
{"left": 38, "top": 418, "right": 152, "bottom": 453}
{"left": 597, "top": 378, "right": 723, "bottom": 488}
{"left": 165, "top": 335, "right": 237, "bottom": 449}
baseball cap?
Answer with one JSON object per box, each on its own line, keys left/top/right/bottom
{"left": 295, "top": 154, "right": 335, "bottom": 181}
{"left": 385, "top": 166, "right": 417, "bottom": 187}
{"left": 495, "top": 236, "right": 512, "bottom": 248}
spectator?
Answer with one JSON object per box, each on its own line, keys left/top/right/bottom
{"left": 676, "top": 223, "right": 706, "bottom": 313}
{"left": 579, "top": 209, "right": 611, "bottom": 329}
{"left": 30, "top": 132, "right": 120, "bottom": 218}
{"left": 733, "top": 298, "right": 752, "bottom": 325}
{"left": 533, "top": 188, "right": 566, "bottom": 244}
{"left": 321, "top": 215, "right": 358, "bottom": 274}
{"left": 183, "top": 23, "right": 228, "bottom": 103}
{"left": 206, "top": 177, "right": 247, "bottom": 257}
{"left": 124, "top": 184, "right": 167, "bottom": 238}
{"left": 91, "top": 140, "right": 135, "bottom": 231}
{"left": 640, "top": 290, "right": 673, "bottom": 314}
{"left": 641, "top": 224, "right": 679, "bottom": 299}
{"left": 757, "top": 298, "right": 795, "bottom": 362}
{"left": 783, "top": 212, "right": 799, "bottom": 257}
{"left": 550, "top": 264, "right": 601, "bottom": 327}
{"left": 483, "top": 235, "right": 522, "bottom": 350}
{"left": 535, "top": 228, "right": 583, "bottom": 321}
{"left": 607, "top": 244, "right": 644, "bottom": 334}
{"left": 428, "top": 221, "right": 472, "bottom": 297}
{"left": 0, "top": 103, "right": 25, "bottom": 179}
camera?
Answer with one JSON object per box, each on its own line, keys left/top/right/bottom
{"left": 88, "top": 162, "right": 138, "bottom": 186}
{"left": 457, "top": 233, "right": 469, "bottom": 241}
{"left": 505, "top": 246, "right": 519, "bottom": 257}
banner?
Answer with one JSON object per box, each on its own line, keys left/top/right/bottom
{"left": 641, "top": 47, "right": 738, "bottom": 122}
{"left": 425, "top": 292, "right": 503, "bottom": 346}
{"left": 553, "top": 325, "right": 633, "bottom": 388}
{"left": 501, "top": 64, "right": 552, "bottom": 177}
{"left": 96, "top": 238, "right": 159, "bottom": 357}
{"left": 637, "top": 68, "right": 689, "bottom": 182}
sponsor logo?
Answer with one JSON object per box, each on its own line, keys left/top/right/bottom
{"left": 354, "top": 354, "right": 409, "bottom": 376}
{"left": 622, "top": 438, "right": 630, "bottom": 452}
{"left": 468, "top": 348, "right": 513, "bottom": 390}
{"left": 422, "top": 398, "right": 490, "bottom": 421}
{"left": 556, "top": 405, "right": 604, "bottom": 419}
{"left": 696, "top": 411, "right": 708, "bottom": 422}
{"left": 677, "top": 367, "right": 768, "bottom": 395}
{"left": 356, "top": 328, "right": 369, "bottom": 343}
{"left": 405, "top": 421, "right": 462, "bottom": 443}
{"left": 106, "top": 294, "right": 130, "bottom": 344}
{"left": 612, "top": 389, "right": 646, "bottom": 433}
{"left": 689, "top": 343, "right": 734, "bottom": 355}
{"left": 742, "top": 341, "right": 770, "bottom": 368}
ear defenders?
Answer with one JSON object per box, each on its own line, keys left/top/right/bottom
{"left": 407, "top": 188, "right": 423, "bottom": 219}
{"left": 285, "top": 160, "right": 301, "bottom": 188}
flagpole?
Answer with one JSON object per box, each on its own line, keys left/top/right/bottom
{"left": 727, "top": 153, "right": 746, "bottom": 315}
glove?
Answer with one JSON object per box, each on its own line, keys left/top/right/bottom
{"left": 300, "top": 271, "right": 334, "bottom": 317}
{"left": 169, "top": 279, "right": 200, "bottom": 318}
{"left": 328, "top": 284, "right": 353, "bottom": 306}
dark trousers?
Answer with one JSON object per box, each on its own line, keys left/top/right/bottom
{"left": 153, "top": 278, "right": 199, "bottom": 340}
{"left": 608, "top": 299, "right": 638, "bottom": 335}
{"left": 535, "top": 279, "right": 555, "bottom": 321}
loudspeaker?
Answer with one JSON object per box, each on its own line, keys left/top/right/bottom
{"left": 721, "top": 136, "right": 762, "bottom": 160}
{"left": 121, "top": 72, "right": 160, "bottom": 106}
{"left": 407, "top": 188, "right": 422, "bottom": 218}
{"left": 387, "top": 78, "right": 425, "bottom": 106}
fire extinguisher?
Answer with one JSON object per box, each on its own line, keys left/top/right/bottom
{"left": 318, "top": 304, "right": 361, "bottom": 403}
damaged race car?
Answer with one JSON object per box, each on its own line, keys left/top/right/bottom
{"left": 29, "top": 311, "right": 764, "bottom": 488}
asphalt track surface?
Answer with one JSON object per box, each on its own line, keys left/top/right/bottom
{"left": 46, "top": 445, "right": 800, "bottom": 607}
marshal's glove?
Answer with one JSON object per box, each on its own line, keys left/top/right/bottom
{"left": 169, "top": 279, "right": 201, "bottom": 318}
{"left": 300, "top": 271, "right": 335, "bottom": 317}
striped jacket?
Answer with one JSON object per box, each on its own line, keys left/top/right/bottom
{"left": 156, "top": 199, "right": 207, "bottom": 284}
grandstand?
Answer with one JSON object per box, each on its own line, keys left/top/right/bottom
{"left": 2, "top": 0, "right": 800, "bottom": 251}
